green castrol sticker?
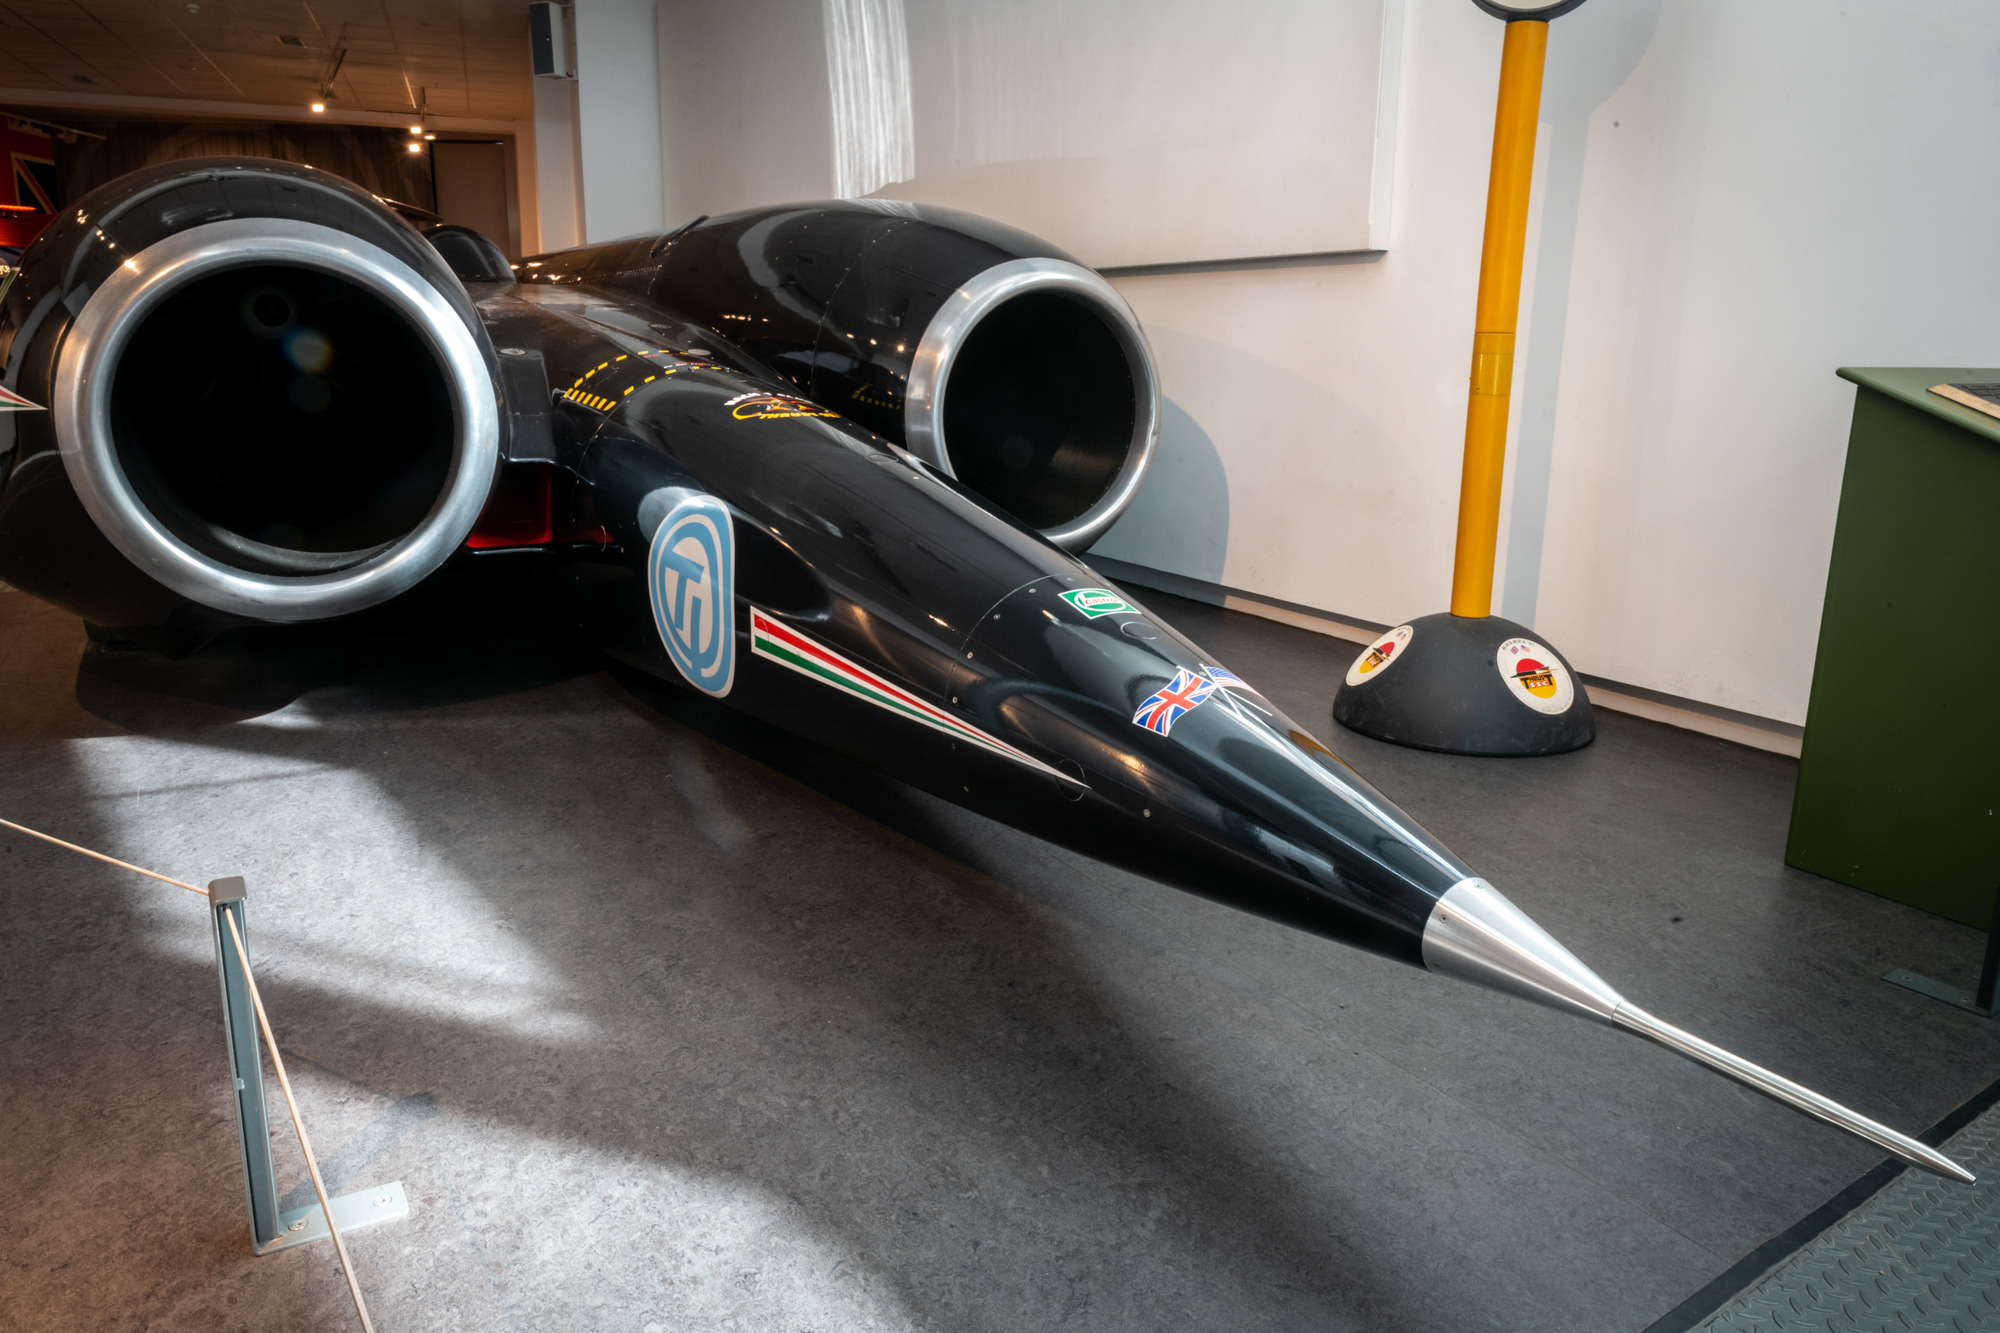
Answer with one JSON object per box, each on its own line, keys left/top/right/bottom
{"left": 1059, "top": 588, "right": 1136, "bottom": 619}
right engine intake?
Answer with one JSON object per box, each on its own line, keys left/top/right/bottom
{"left": 527, "top": 202, "right": 1162, "bottom": 552}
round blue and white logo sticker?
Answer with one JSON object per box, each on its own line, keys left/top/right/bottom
{"left": 648, "top": 493, "right": 736, "bottom": 697}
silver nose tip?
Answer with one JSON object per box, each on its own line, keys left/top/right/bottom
{"left": 1422, "top": 878, "right": 1975, "bottom": 1184}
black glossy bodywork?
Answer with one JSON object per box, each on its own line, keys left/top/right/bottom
{"left": 531, "top": 201, "right": 1074, "bottom": 443}
{"left": 0, "top": 161, "right": 1477, "bottom": 967}
{"left": 523, "top": 203, "right": 1138, "bottom": 535}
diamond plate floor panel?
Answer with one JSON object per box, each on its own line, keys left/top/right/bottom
{"left": 1695, "top": 1103, "right": 2000, "bottom": 1331}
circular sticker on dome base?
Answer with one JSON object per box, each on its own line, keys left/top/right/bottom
{"left": 1496, "top": 637, "right": 1574, "bottom": 714}
{"left": 1345, "top": 624, "right": 1414, "bottom": 687}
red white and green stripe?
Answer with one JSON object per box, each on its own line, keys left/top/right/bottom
{"left": 749, "top": 608, "right": 1085, "bottom": 787}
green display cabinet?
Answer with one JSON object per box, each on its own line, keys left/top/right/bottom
{"left": 1786, "top": 368, "right": 2000, "bottom": 928}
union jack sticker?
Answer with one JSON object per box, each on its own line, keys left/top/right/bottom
{"left": 1132, "top": 668, "right": 1217, "bottom": 736}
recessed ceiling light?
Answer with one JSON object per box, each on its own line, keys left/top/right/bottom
{"left": 72, "top": 75, "right": 95, "bottom": 85}
{"left": 406, "top": 143, "right": 422, "bottom": 154}
{"left": 409, "top": 124, "right": 422, "bottom": 134}
{"left": 310, "top": 101, "right": 325, "bottom": 113}
{"left": 278, "top": 34, "right": 304, "bottom": 46}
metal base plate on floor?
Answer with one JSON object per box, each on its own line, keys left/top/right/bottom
{"left": 1883, "top": 968, "right": 1997, "bottom": 1017}
{"left": 254, "top": 1180, "right": 409, "bottom": 1255}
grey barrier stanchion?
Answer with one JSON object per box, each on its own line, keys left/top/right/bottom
{"left": 208, "top": 876, "right": 411, "bottom": 1255}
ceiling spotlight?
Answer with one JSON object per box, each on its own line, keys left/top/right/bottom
{"left": 423, "top": 133, "right": 435, "bottom": 140}
{"left": 310, "top": 101, "right": 325, "bottom": 113}
{"left": 409, "top": 124, "right": 422, "bottom": 135}
{"left": 406, "top": 142, "right": 422, "bottom": 154}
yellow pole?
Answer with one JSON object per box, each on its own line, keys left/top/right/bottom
{"left": 1449, "top": 19, "right": 1548, "bottom": 619}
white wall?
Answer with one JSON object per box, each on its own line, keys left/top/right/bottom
{"left": 1094, "top": 0, "right": 2000, "bottom": 725}
{"left": 1526, "top": 1, "right": 2000, "bottom": 722}
{"left": 654, "top": 0, "right": 1397, "bottom": 265}
{"left": 870, "top": 0, "right": 1394, "bottom": 265}
{"left": 531, "top": 74, "right": 584, "bottom": 251}
{"left": 658, "top": 0, "right": 835, "bottom": 224}
{"left": 575, "top": 0, "right": 666, "bottom": 241}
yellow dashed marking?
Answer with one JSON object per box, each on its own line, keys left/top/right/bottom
{"left": 561, "top": 388, "right": 618, "bottom": 413}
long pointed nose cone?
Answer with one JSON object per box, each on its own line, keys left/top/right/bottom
{"left": 1424, "top": 879, "right": 1975, "bottom": 1183}
{"left": 940, "top": 573, "right": 1969, "bottom": 1182}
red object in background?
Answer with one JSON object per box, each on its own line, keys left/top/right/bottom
{"left": 466, "top": 464, "right": 620, "bottom": 550}
{"left": 0, "top": 205, "right": 47, "bottom": 251}
{"left": 5, "top": 118, "right": 57, "bottom": 210}
{"left": 466, "top": 463, "right": 556, "bottom": 548}
{"left": 1, "top": 118, "right": 59, "bottom": 252}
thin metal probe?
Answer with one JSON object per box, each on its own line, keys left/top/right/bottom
{"left": 1613, "top": 1002, "right": 1975, "bottom": 1184}
{"left": 1424, "top": 877, "right": 1976, "bottom": 1184}
{"left": 222, "top": 910, "right": 377, "bottom": 1332}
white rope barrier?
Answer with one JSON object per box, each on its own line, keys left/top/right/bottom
{"left": 0, "top": 816, "right": 208, "bottom": 897}
{"left": 1, "top": 815, "right": 376, "bottom": 1331}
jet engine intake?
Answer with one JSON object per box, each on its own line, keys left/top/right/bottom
{"left": 901, "top": 257, "right": 1157, "bottom": 551}
{"left": 528, "top": 204, "right": 1160, "bottom": 552}
{"left": 56, "top": 217, "right": 497, "bottom": 622}
{"left": 0, "top": 159, "right": 504, "bottom": 626}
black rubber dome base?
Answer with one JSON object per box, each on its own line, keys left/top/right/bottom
{"left": 1331, "top": 611, "right": 1595, "bottom": 756}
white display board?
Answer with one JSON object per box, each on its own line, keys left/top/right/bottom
{"left": 658, "top": 0, "right": 1404, "bottom": 268}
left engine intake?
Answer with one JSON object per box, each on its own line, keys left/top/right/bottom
{"left": 0, "top": 157, "right": 502, "bottom": 625}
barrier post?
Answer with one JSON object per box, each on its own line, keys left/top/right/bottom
{"left": 1328, "top": 0, "right": 1598, "bottom": 758}
{"left": 210, "top": 876, "right": 284, "bottom": 1246}
{"left": 208, "top": 876, "right": 410, "bottom": 1256}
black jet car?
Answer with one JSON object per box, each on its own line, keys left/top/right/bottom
{"left": 0, "top": 157, "right": 1964, "bottom": 1184}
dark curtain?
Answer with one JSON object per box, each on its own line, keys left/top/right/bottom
{"left": 49, "top": 117, "right": 436, "bottom": 213}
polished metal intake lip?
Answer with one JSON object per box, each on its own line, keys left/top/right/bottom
{"left": 903, "top": 256, "right": 1161, "bottom": 552}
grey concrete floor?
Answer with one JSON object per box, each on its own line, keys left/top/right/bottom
{"left": 3, "top": 578, "right": 1999, "bottom": 1333}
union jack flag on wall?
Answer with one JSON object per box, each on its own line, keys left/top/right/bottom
{"left": 5, "top": 118, "right": 56, "bottom": 212}
{"left": 1132, "top": 668, "right": 1217, "bottom": 737}
{"left": 0, "top": 117, "right": 58, "bottom": 251}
